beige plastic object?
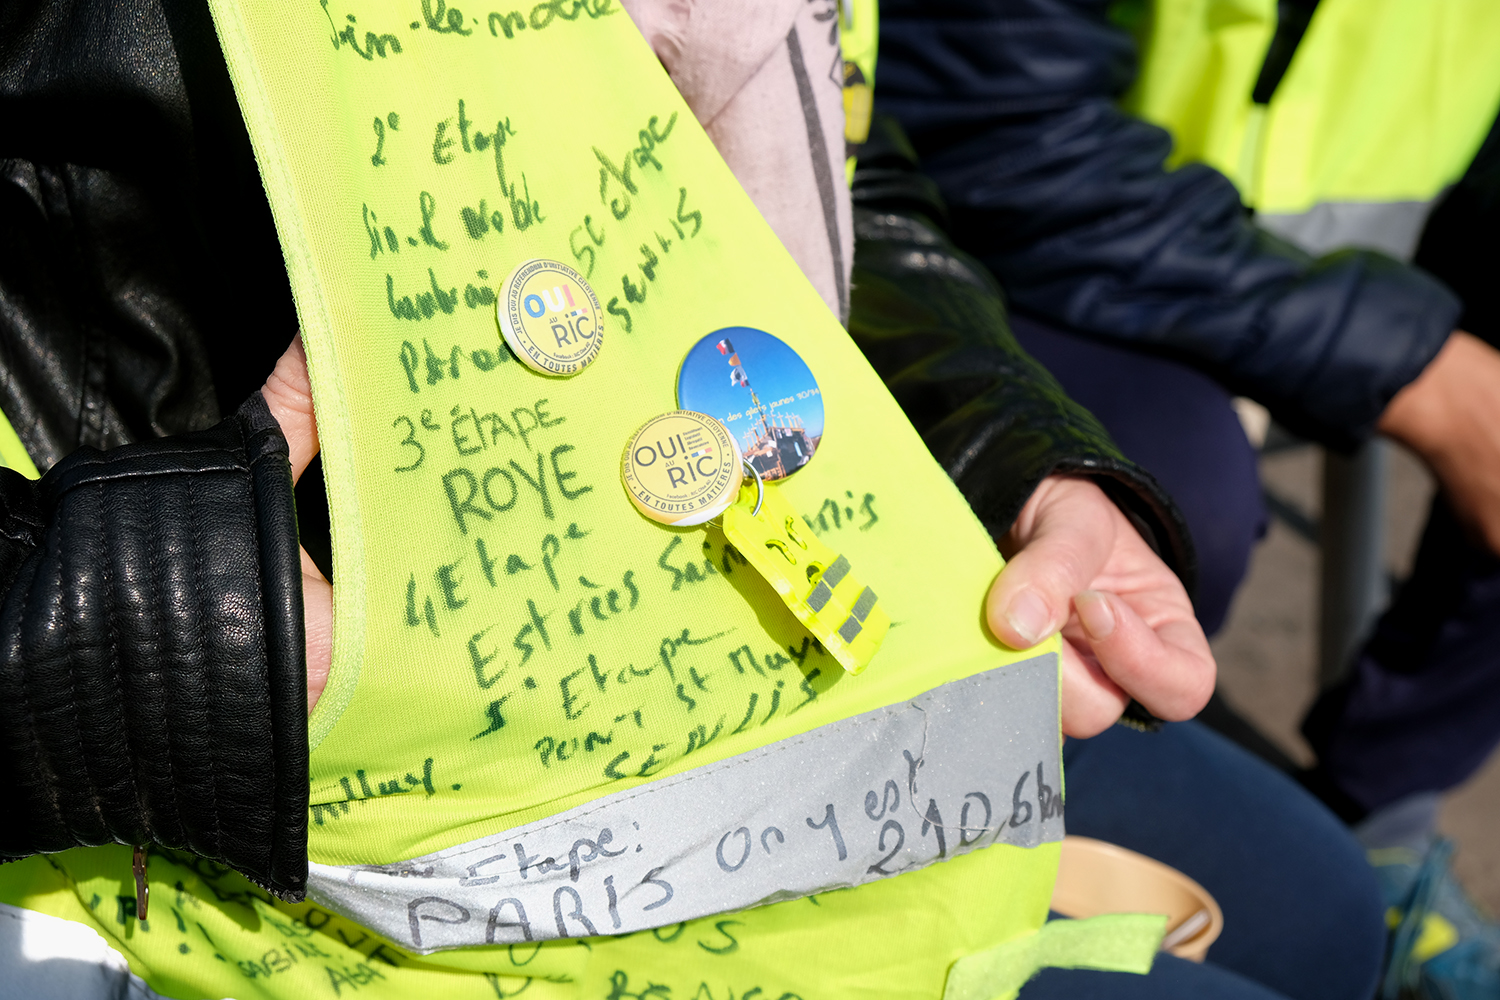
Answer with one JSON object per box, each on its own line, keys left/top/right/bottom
{"left": 1051, "top": 835, "right": 1224, "bottom": 963}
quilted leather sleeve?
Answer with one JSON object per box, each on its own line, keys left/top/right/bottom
{"left": 0, "top": 392, "right": 308, "bottom": 899}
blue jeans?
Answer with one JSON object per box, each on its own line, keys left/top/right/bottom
{"left": 1020, "top": 722, "right": 1386, "bottom": 1000}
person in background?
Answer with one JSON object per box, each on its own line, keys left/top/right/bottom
{"left": 873, "top": 0, "right": 1500, "bottom": 994}
{"left": 843, "top": 113, "right": 1384, "bottom": 1000}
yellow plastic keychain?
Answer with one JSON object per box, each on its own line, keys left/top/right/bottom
{"left": 620, "top": 410, "right": 890, "bottom": 676}
{"left": 670, "top": 325, "right": 890, "bottom": 674}
{"left": 721, "top": 465, "right": 890, "bottom": 675}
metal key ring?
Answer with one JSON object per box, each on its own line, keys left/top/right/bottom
{"left": 742, "top": 459, "right": 765, "bottom": 518}
{"left": 710, "top": 459, "right": 764, "bottom": 528}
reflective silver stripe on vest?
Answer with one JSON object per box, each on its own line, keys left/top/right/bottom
{"left": 838, "top": 586, "right": 879, "bottom": 641}
{"left": 1257, "top": 199, "right": 1437, "bottom": 262}
{"left": 305, "top": 654, "right": 1061, "bottom": 954}
{"left": 807, "top": 554, "right": 851, "bottom": 614}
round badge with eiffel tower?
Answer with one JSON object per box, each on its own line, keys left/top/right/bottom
{"left": 676, "top": 327, "right": 823, "bottom": 482}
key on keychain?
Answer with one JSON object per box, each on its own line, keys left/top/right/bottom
{"left": 721, "top": 476, "right": 889, "bottom": 675}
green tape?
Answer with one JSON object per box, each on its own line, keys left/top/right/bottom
{"left": 944, "top": 914, "right": 1168, "bottom": 1000}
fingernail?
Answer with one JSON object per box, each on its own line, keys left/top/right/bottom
{"left": 1076, "top": 590, "right": 1116, "bottom": 641}
{"left": 1006, "top": 590, "right": 1052, "bottom": 646}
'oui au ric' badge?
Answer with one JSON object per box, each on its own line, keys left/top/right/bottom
{"left": 497, "top": 259, "right": 603, "bottom": 376}
{"left": 676, "top": 327, "right": 823, "bottom": 481}
{"left": 622, "top": 411, "right": 745, "bottom": 527}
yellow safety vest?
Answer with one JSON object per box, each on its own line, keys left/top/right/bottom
{"left": 1116, "top": 0, "right": 1500, "bottom": 259}
{"left": 842, "top": 0, "right": 879, "bottom": 182}
{"left": 0, "top": 408, "right": 39, "bottom": 480}
{"left": 0, "top": 3, "right": 1162, "bottom": 996}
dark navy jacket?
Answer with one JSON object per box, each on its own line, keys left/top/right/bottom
{"left": 874, "top": 0, "right": 1464, "bottom": 452}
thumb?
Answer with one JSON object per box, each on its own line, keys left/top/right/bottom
{"left": 987, "top": 481, "right": 1115, "bottom": 648}
{"left": 261, "top": 334, "right": 320, "bottom": 483}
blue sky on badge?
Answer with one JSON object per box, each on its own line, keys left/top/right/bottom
{"left": 677, "top": 326, "right": 824, "bottom": 481}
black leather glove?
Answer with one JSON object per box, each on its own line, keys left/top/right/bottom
{"left": 848, "top": 116, "right": 1196, "bottom": 594}
{"left": 0, "top": 392, "right": 308, "bottom": 899}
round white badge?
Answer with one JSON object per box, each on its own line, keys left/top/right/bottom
{"left": 498, "top": 259, "right": 604, "bottom": 376}
{"left": 622, "top": 411, "right": 744, "bottom": 526}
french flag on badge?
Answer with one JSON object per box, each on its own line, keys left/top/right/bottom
{"left": 717, "top": 339, "right": 735, "bottom": 356}
{"left": 730, "top": 366, "right": 751, "bottom": 387}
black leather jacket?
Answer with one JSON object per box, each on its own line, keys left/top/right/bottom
{"left": 1, "top": 0, "right": 320, "bottom": 899}
{"left": 0, "top": 0, "right": 1189, "bottom": 895}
